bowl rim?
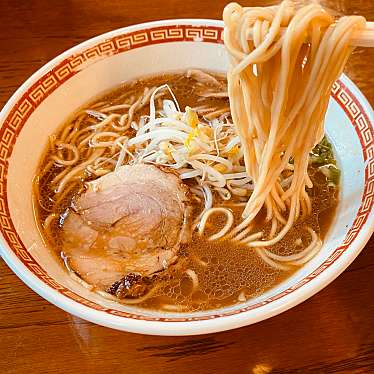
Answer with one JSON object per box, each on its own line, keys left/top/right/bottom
{"left": 0, "top": 18, "right": 373, "bottom": 336}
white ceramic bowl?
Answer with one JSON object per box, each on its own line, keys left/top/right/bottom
{"left": 0, "top": 19, "right": 373, "bottom": 336}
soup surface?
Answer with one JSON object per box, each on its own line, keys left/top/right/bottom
{"left": 34, "top": 71, "right": 338, "bottom": 312}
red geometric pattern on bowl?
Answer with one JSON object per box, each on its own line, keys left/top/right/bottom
{"left": 0, "top": 25, "right": 373, "bottom": 322}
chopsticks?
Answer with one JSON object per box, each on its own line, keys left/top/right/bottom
{"left": 246, "top": 21, "right": 374, "bottom": 48}
{"left": 351, "top": 22, "right": 374, "bottom": 47}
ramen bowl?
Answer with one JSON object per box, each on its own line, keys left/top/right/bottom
{"left": 0, "top": 19, "right": 373, "bottom": 336}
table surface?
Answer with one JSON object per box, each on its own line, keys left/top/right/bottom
{"left": 0, "top": 1, "right": 373, "bottom": 373}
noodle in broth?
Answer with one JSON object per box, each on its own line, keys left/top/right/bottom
{"left": 34, "top": 72, "right": 338, "bottom": 311}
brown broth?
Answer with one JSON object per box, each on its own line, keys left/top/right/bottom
{"left": 137, "top": 173, "right": 337, "bottom": 312}
{"left": 34, "top": 71, "right": 338, "bottom": 312}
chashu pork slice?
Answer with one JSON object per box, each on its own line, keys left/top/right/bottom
{"left": 62, "top": 164, "right": 190, "bottom": 294}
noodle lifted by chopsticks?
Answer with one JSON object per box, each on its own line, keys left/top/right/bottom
{"left": 223, "top": 1, "right": 365, "bottom": 246}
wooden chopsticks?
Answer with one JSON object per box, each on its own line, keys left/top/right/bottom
{"left": 246, "top": 21, "right": 374, "bottom": 48}
{"left": 351, "top": 22, "right": 374, "bottom": 47}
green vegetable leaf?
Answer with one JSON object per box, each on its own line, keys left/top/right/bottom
{"left": 309, "top": 137, "right": 336, "bottom": 166}
{"left": 318, "top": 164, "right": 340, "bottom": 186}
{"left": 310, "top": 137, "right": 340, "bottom": 187}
